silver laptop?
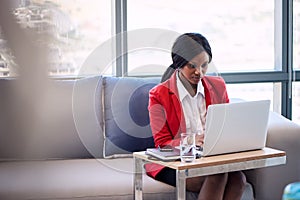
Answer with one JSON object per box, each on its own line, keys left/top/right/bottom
{"left": 201, "top": 100, "right": 271, "bottom": 157}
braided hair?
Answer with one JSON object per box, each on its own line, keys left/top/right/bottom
{"left": 161, "top": 33, "right": 212, "bottom": 82}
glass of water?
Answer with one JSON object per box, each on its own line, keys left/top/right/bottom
{"left": 180, "top": 132, "right": 196, "bottom": 162}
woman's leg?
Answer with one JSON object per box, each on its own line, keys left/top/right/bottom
{"left": 186, "top": 176, "right": 206, "bottom": 193}
{"left": 155, "top": 167, "right": 177, "bottom": 187}
{"left": 156, "top": 168, "right": 245, "bottom": 200}
{"left": 156, "top": 167, "right": 207, "bottom": 193}
{"left": 156, "top": 167, "right": 206, "bottom": 192}
{"left": 197, "top": 173, "right": 228, "bottom": 200}
{"left": 223, "top": 171, "right": 247, "bottom": 200}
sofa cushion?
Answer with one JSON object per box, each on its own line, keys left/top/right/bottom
{"left": 0, "top": 76, "right": 104, "bottom": 160}
{"left": 103, "top": 77, "right": 160, "bottom": 158}
{"left": 0, "top": 158, "right": 176, "bottom": 200}
{"left": 72, "top": 76, "right": 105, "bottom": 158}
{"left": 0, "top": 158, "right": 254, "bottom": 200}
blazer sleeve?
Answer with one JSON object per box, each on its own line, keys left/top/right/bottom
{"left": 148, "top": 87, "right": 181, "bottom": 147}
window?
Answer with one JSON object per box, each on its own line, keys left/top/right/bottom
{"left": 292, "top": 82, "right": 300, "bottom": 124}
{"left": 226, "top": 83, "right": 277, "bottom": 112}
{"left": 294, "top": 0, "right": 300, "bottom": 70}
{"left": 0, "top": 0, "right": 299, "bottom": 124}
{"left": 0, "top": 0, "right": 112, "bottom": 77}
{"left": 293, "top": 0, "right": 300, "bottom": 123}
{"left": 127, "top": 0, "right": 275, "bottom": 76}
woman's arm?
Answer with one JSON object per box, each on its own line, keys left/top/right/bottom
{"left": 148, "top": 89, "right": 181, "bottom": 147}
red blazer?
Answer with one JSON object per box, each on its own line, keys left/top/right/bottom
{"left": 145, "top": 71, "right": 229, "bottom": 178}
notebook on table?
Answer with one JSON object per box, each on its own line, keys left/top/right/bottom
{"left": 145, "top": 147, "right": 181, "bottom": 161}
{"left": 145, "top": 146, "right": 202, "bottom": 161}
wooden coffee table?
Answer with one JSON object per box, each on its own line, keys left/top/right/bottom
{"left": 133, "top": 147, "right": 286, "bottom": 200}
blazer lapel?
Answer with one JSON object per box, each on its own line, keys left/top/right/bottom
{"left": 202, "top": 77, "right": 212, "bottom": 109}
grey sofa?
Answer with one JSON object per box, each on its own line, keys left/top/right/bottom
{"left": 0, "top": 75, "right": 299, "bottom": 200}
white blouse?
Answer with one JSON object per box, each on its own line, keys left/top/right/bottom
{"left": 176, "top": 71, "right": 206, "bottom": 134}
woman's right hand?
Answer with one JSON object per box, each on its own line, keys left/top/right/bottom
{"left": 195, "top": 133, "right": 204, "bottom": 147}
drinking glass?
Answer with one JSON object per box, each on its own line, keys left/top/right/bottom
{"left": 180, "top": 132, "right": 196, "bottom": 162}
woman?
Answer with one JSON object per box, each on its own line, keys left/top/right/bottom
{"left": 145, "top": 33, "right": 246, "bottom": 199}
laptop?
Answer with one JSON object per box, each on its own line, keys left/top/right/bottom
{"left": 201, "top": 100, "right": 271, "bottom": 157}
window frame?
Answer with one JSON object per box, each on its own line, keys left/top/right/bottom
{"left": 0, "top": 0, "right": 299, "bottom": 121}
{"left": 115, "top": 0, "right": 299, "bottom": 120}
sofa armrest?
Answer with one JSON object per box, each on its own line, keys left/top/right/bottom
{"left": 245, "top": 111, "right": 300, "bottom": 200}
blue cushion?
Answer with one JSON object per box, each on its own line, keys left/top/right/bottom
{"left": 103, "top": 77, "right": 160, "bottom": 157}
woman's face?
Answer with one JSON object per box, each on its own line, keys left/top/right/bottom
{"left": 180, "top": 51, "right": 209, "bottom": 85}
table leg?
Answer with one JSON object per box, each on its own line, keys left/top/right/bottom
{"left": 134, "top": 157, "right": 143, "bottom": 200}
{"left": 176, "top": 169, "right": 186, "bottom": 200}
